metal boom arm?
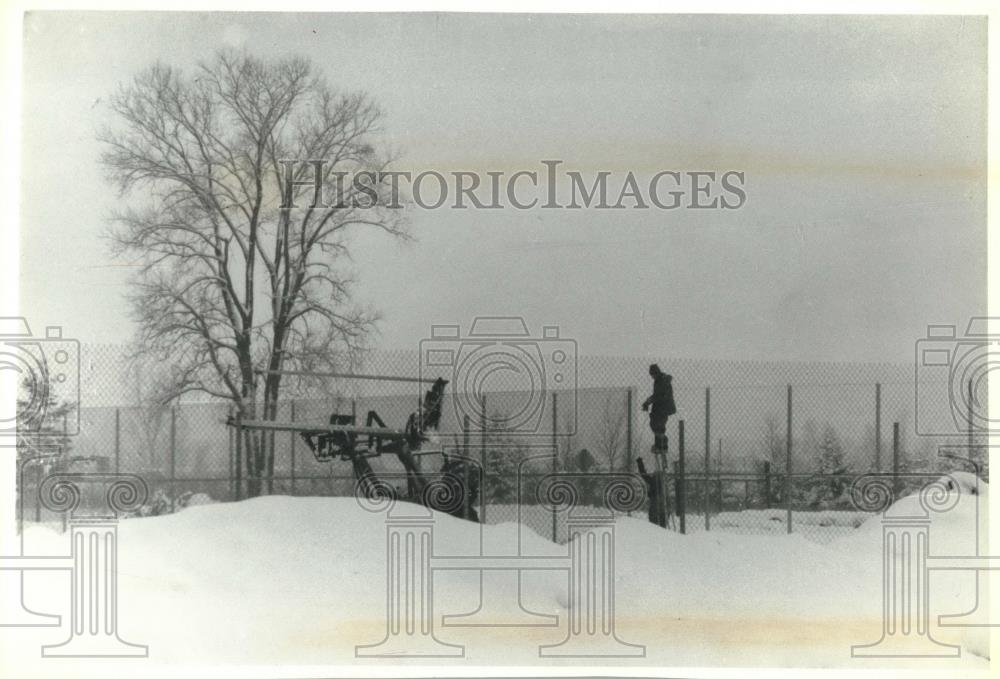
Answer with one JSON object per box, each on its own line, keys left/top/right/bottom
{"left": 254, "top": 369, "right": 439, "bottom": 385}
{"left": 227, "top": 418, "right": 408, "bottom": 438}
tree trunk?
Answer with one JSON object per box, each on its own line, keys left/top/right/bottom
{"left": 244, "top": 429, "right": 263, "bottom": 498}
{"left": 261, "top": 369, "right": 283, "bottom": 496}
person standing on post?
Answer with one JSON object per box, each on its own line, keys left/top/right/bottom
{"left": 641, "top": 364, "right": 676, "bottom": 453}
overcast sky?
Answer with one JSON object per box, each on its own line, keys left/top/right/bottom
{"left": 18, "top": 12, "right": 987, "bottom": 363}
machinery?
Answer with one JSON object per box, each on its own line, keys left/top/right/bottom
{"left": 226, "top": 372, "right": 479, "bottom": 521}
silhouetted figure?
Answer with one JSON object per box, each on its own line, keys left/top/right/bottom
{"left": 422, "top": 377, "right": 448, "bottom": 430}
{"left": 641, "top": 364, "right": 676, "bottom": 452}
{"left": 399, "top": 377, "right": 450, "bottom": 498}
{"left": 636, "top": 456, "right": 667, "bottom": 528}
{"left": 406, "top": 377, "right": 449, "bottom": 448}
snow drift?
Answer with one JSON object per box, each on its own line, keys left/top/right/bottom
{"left": 0, "top": 475, "right": 989, "bottom": 674}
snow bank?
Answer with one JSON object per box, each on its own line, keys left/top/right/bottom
{"left": 1, "top": 477, "right": 988, "bottom": 673}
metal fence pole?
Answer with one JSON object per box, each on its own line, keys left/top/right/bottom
{"left": 717, "top": 438, "right": 723, "bottom": 514}
{"left": 170, "top": 406, "right": 177, "bottom": 513}
{"left": 290, "top": 400, "right": 297, "bottom": 496}
{"left": 893, "top": 422, "right": 901, "bottom": 500}
{"left": 480, "top": 394, "right": 487, "bottom": 523}
{"left": 875, "top": 382, "right": 882, "bottom": 472}
{"left": 551, "top": 391, "right": 558, "bottom": 543}
{"left": 625, "top": 387, "right": 633, "bottom": 517}
{"left": 677, "top": 419, "right": 686, "bottom": 534}
{"left": 463, "top": 414, "right": 472, "bottom": 521}
{"left": 235, "top": 411, "right": 243, "bottom": 501}
{"left": 228, "top": 406, "right": 234, "bottom": 500}
{"left": 704, "top": 387, "right": 710, "bottom": 532}
{"left": 763, "top": 461, "right": 772, "bottom": 509}
{"left": 785, "top": 385, "right": 793, "bottom": 535}
{"left": 114, "top": 407, "right": 121, "bottom": 475}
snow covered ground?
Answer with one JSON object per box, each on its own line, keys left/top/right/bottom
{"left": 486, "top": 503, "right": 872, "bottom": 544}
{"left": 0, "top": 476, "right": 990, "bottom": 676}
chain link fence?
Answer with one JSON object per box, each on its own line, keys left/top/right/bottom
{"left": 16, "top": 345, "right": 988, "bottom": 543}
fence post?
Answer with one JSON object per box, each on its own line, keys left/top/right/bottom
{"left": 463, "top": 414, "right": 472, "bottom": 521}
{"left": 170, "top": 407, "right": 177, "bottom": 513}
{"left": 551, "top": 391, "right": 558, "bottom": 543}
{"left": 290, "top": 400, "right": 297, "bottom": 496}
{"left": 704, "top": 387, "right": 710, "bottom": 532}
{"left": 717, "top": 438, "right": 723, "bottom": 514}
{"left": 625, "top": 387, "right": 633, "bottom": 517}
{"left": 655, "top": 439, "right": 669, "bottom": 532}
{"left": 234, "top": 411, "right": 243, "bottom": 501}
{"left": 893, "top": 422, "right": 901, "bottom": 500}
{"left": 480, "top": 394, "right": 487, "bottom": 524}
{"left": 114, "top": 407, "right": 121, "bottom": 475}
{"left": 875, "top": 382, "right": 882, "bottom": 471}
{"left": 763, "top": 461, "right": 771, "bottom": 509}
{"left": 677, "top": 420, "right": 686, "bottom": 534}
{"left": 228, "top": 406, "right": 234, "bottom": 500}
{"left": 785, "top": 385, "right": 793, "bottom": 535}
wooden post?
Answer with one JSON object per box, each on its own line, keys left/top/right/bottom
{"left": 290, "top": 400, "right": 297, "bottom": 496}
{"left": 655, "top": 437, "right": 669, "bottom": 531}
{"left": 875, "top": 382, "right": 882, "bottom": 471}
{"left": 551, "top": 391, "right": 558, "bottom": 543}
{"left": 704, "top": 388, "right": 710, "bottom": 531}
{"left": 785, "top": 385, "right": 793, "bottom": 535}
{"left": 677, "top": 420, "right": 686, "bottom": 534}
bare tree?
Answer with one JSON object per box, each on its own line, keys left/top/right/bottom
{"left": 101, "top": 51, "right": 406, "bottom": 496}
{"left": 594, "top": 395, "right": 627, "bottom": 472}
{"left": 555, "top": 411, "right": 579, "bottom": 472}
{"left": 123, "top": 352, "right": 171, "bottom": 470}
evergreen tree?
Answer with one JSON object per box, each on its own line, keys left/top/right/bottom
{"left": 811, "top": 424, "right": 850, "bottom": 509}
{"left": 481, "top": 412, "right": 529, "bottom": 504}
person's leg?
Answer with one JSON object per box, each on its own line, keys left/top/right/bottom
{"left": 651, "top": 416, "right": 667, "bottom": 454}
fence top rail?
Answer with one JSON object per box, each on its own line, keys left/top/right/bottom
{"left": 227, "top": 418, "right": 409, "bottom": 438}
{"left": 255, "top": 369, "right": 439, "bottom": 385}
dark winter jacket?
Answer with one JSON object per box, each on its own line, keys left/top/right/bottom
{"left": 643, "top": 372, "right": 676, "bottom": 419}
